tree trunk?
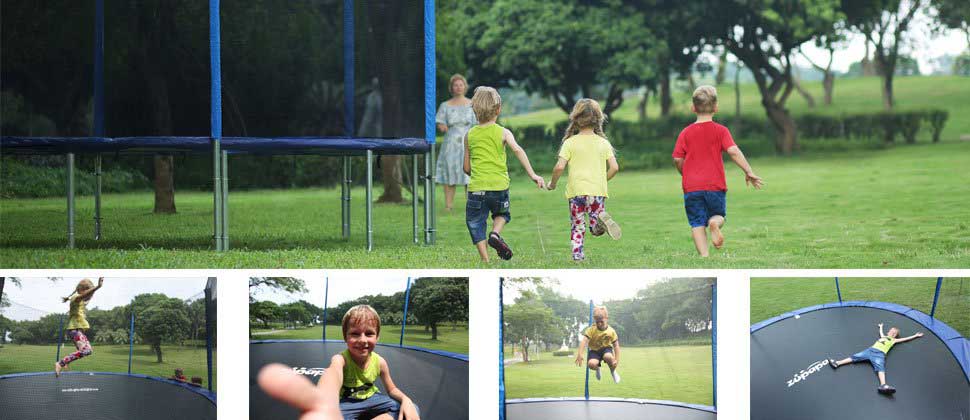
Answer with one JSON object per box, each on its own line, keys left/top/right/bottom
{"left": 660, "top": 70, "right": 672, "bottom": 117}
{"left": 862, "top": 41, "right": 877, "bottom": 77}
{"left": 687, "top": 73, "right": 697, "bottom": 93}
{"left": 153, "top": 343, "right": 163, "bottom": 363}
{"left": 764, "top": 102, "right": 798, "bottom": 155}
{"left": 430, "top": 323, "right": 438, "bottom": 340}
{"left": 715, "top": 50, "right": 728, "bottom": 85}
{"left": 153, "top": 156, "right": 176, "bottom": 213}
{"left": 792, "top": 77, "right": 815, "bottom": 108}
{"left": 637, "top": 88, "right": 649, "bottom": 122}
{"left": 735, "top": 63, "right": 742, "bottom": 119}
{"left": 377, "top": 156, "right": 405, "bottom": 203}
{"left": 881, "top": 71, "right": 894, "bottom": 110}
{"left": 520, "top": 338, "right": 530, "bottom": 363}
{"left": 822, "top": 72, "right": 834, "bottom": 105}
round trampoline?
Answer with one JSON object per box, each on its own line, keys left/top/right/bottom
{"left": 505, "top": 397, "right": 716, "bottom": 420}
{"left": 250, "top": 340, "right": 469, "bottom": 420}
{"left": 0, "top": 372, "right": 216, "bottom": 420}
{"left": 750, "top": 302, "right": 970, "bottom": 420}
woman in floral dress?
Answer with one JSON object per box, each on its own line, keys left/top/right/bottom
{"left": 435, "top": 74, "right": 477, "bottom": 211}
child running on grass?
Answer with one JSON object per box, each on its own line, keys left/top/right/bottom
{"left": 575, "top": 306, "right": 621, "bottom": 383}
{"left": 672, "top": 85, "right": 763, "bottom": 257}
{"left": 463, "top": 86, "right": 545, "bottom": 262}
{"left": 259, "top": 305, "right": 420, "bottom": 420}
{"left": 828, "top": 323, "right": 923, "bottom": 394}
{"left": 547, "top": 99, "right": 621, "bottom": 261}
{"left": 54, "top": 277, "right": 103, "bottom": 376}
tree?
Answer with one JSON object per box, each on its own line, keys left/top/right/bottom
{"left": 800, "top": 28, "right": 848, "bottom": 105}
{"left": 409, "top": 278, "right": 468, "bottom": 340}
{"left": 932, "top": 0, "right": 970, "bottom": 50}
{"left": 250, "top": 300, "right": 282, "bottom": 329}
{"left": 248, "top": 277, "right": 308, "bottom": 302}
{"left": 503, "top": 297, "right": 560, "bottom": 363}
{"left": 844, "top": 0, "right": 926, "bottom": 110}
{"left": 702, "top": 0, "right": 843, "bottom": 154}
{"left": 130, "top": 294, "right": 191, "bottom": 363}
{"left": 464, "top": 0, "right": 656, "bottom": 117}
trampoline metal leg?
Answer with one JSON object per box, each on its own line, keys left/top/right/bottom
{"left": 366, "top": 151, "right": 373, "bottom": 252}
{"left": 213, "top": 141, "right": 223, "bottom": 251}
{"left": 67, "top": 153, "right": 75, "bottom": 249}
{"left": 428, "top": 146, "right": 436, "bottom": 245}
{"left": 424, "top": 150, "right": 431, "bottom": 245}
{"left": 342, "top": 156, "right": 351, "bottom": 239}
{"left": 221, "top": 150, "right": 229, "bottom": 251}
{"left": 94, "top": 154, "right": 102, "bottom": 240}
{"left": 412, "top": 154, "right": 419, "bottom": 244}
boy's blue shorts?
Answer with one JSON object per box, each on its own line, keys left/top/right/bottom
{"left": 850, "top": 347, "right": 887, "bottom": 372}
{"left": 683, "top": 190, "right": 726, "bottom": 228}
{"left": 587, "top": 347, "right": 614, "bottom": 362}
{"left": 340, "top": 393, "right": 420, "bottom": 420}
{"left": 466, "top": 190, "right": 511, "bottom": 244}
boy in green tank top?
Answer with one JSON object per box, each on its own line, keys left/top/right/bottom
{"left": 257, "top": 305, "right": 420, "bottom": 419}
{"left": 462, "top": 86, "right": 545, "bottom": 262}
{"left": 827, "top": 323, "right": 923, "bottom": 394}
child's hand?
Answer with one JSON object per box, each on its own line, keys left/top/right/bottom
{"left": 878, "top": 323, "right": 884, "bottom": 328}
{"left": 257, "top": 364, "right": 342, "bottom": 420}
{"left": 400, "top": 398, "right": 420, "bottom": 420}
{"left": 745, "top": 172, "right": 764, "bottom": 189}
{"left": 915, "top": 332, "right": 923, "bottom": 338}
{"left": 531, "top": 174, "right": 546, "bottom": 189}
{"left": 546, "top": 181, "right": 557, "bottom": 191}
{"left": 575, "top": 355, "right": 584, "bottom": 367}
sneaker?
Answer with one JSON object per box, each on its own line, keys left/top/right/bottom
{"left": 828, "top": 359, "right": 839, "bottom": 369}
{"left": 590, "top": 221, "right": 606, "bottom": 237}
{"left": 487, "top": 232, "right": 513, "bottom": 260}
{"left": 611, "top": 370, "right": 621, "bottom": 383}
{"left": 595, "top": 368, "right": 601, "bottom": 381}
{"left": 597, "top": 211, "right": 622, "bottom": 240}
{"left": 878, "top": 384, "right": 896, "bottom": 394}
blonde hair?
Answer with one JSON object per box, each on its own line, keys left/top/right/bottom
{"left": 62, "top": 278, "right": 95, "bottom": 302}
{"left": 470, "top": 86, "right": 501, "bottom": 123}
{"left": 449, "top": 74, "right": 468, "bottom": 95}
{"left": 342, "top": 304, "right": 382, "bottom": 339}
{"left": 692, "top": 85, "right": 718, "bottom": 114}
{"left": 593, "top": 306, "right": 609, "bottom": 320}
{"left": 561, "top": 98, "right": 607, "bottom": 143}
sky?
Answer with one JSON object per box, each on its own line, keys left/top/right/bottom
{"left": 502, "top": 273, "right": 701, "bottom": 304}
{"left": 249, "top": 274, "right": 418, "bottom": 307}
{"left": 2, "top": 277, "right": 209, "bottom": 321}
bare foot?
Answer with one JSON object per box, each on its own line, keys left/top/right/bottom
{"left": 709, "top": 223, "right": 724, "bottom": 249}
{"left": 54, "top": 362, "right": 62, "bottom": 377}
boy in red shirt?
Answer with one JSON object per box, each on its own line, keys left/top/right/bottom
{"left": 672, "top": 86, "right": 763, "bottom": 257}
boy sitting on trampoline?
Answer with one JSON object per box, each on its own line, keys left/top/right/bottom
{"left": 259, "top": 305, "right": 420, "bottom": 420}
{"left": 575, "top": 306, "right": 621, "bottom": 383}
{"left": 463, "top": 86, "right": 545, "bottom": 262}
{"left": 55, "top": 277, "right": 104, "bottom": 377}
{"left": 828, "top": 323, "right": 923, "bottom": 394}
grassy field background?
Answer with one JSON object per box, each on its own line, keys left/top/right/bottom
{"left": 503, "top": 345, "right": 713, "bottom": 405}
{"left": 250, "top": 323, "right": 469, "bottom": 355}
{"left": 0, "top": 343, "right": 217, "bottom": 389}
{"left": 750, "top": 277, "right": 970, "bottom": 336}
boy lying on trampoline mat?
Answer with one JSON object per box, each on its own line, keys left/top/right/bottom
{"left": 828, "top": 323, "right": 923, "bottom": 394}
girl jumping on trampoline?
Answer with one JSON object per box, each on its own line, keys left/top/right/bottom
{"left": 575, "top": 306, "right": 621, "bottom": 383}
{"left": 258, "top": 305, "right": 420, "bottom": 420}
{"left": 54, "top": 277, "right": 103, "bottom": 377}
{"left": 546, "top": 99, "right": 621, "bottom": 261}
{"left": 828, "top": 323, "right": 923, "bottom": 394}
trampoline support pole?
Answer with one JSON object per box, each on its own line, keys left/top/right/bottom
{"left": 94, "top": 155, "right": 102, "bottom": 240}
{"left": 205, "top": 278, "right": 215, "bottom": 392}
{"left": 93, "top": 0, "right": 104, "bottom": 241}
{"left": 55, "top": 314, "right": 65, "bottom": 362}
{"left": 67, "top": 153, "right": 75, "bottom": 249}
{"left": 221, "top": 150, "right": 229, "bottom": 250}
{"left": 212, "top": 142, "right": 223, "bottom": 251}
{"left": 400, "top": 277, "right": 412, "bottom": 346}
{"left": 366, "top": 150, "right": 373, "bottom": 251}
{"left": 342, "top": 157, "right": 351, "bottom": 238}
{"left": 835, "top": 277, "right": 843, "bottom": 304}
{"left": 499, "top": 278, "right": 506, "bottom": 420}
{"left": 412, "top": 155, "right": 419, "bottom": 244}
{"left": 424, "top": 150, "right": 433, "bottom": 245}
{"left": 209, "top": 0, "right": 223, "bottom": 251}
{"left": 712, "top": 282, "right": 717, "bottom": 407}
{"left": 322, "top": 277, "right": 329, "bottom": 341}
{"left": 584, "top": 300, "right": 592, "bottom": 400}
{"left": 930, "top": 277, "right": 943, "bottom": 318}
{"left": 128, "top": 312, "right": 135, "bottom": 374}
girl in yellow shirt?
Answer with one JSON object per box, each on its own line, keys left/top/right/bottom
{"left": 55, "top": 277, "right": 103, "bottom": 376}
{"left": 547, "top": 99, "right": 621, "bottom": 261}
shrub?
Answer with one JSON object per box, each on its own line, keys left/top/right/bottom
{"left": 552, "top": 350, "right": 572, "bottom": 357}
{"left": 925, "top": 110, "right": 948, "bottom": 143}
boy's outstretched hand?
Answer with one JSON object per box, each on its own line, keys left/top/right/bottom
{"left": 258, "top": 364, "right": 342, "bottom": 420}
{"left": 530, "top": 174, "right": 546, "bottom": 189}
{"left": 745, "top": 171, "right": 764, "bottom": 189}
{"left": 574, "top": 355, "right": 584, "bottom": 367}
{"left": 914, "top": 332, "right": 924, "bottom": 338}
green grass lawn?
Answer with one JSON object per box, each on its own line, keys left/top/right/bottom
{"left": 251, "top": 324, "right": 469, "bottom": 355}
{"left": 3, "top": 140, "right": 968, "bottom": 268}
{"left": 0, "top": 343, "right": 217, "bottom": 390}
{"left": 750, "top": 277, "right": 970, "bottom": 337}
{"left": 505, "top": 76, "right": 970, "bottom": 142}
{"left": 504, "top": 345, "right": 713, "bottom": 405}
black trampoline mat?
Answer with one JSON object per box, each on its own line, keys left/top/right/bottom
{"left": 0, "top": 373, "right": 216, "bottom": 420}
{"left": 250, "top": 341, "right": 468, "bottom": 420}
{"left": 505, "top": 399, "right": 716, "bottom": 420}
{"left": 751, "top": 306, "right": 970, "bottom": 420}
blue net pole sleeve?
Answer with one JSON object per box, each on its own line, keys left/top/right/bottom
{"left": 424, "top": 0, "right": 436, "bottom": 144}
{"left": 209, "top": 0, "right": 221, "bottom": 140}
{"left": 93, "top": 0, "right": 104, "bottom": 137}
{"left": 712, "top": 282, "right": 717, "bottom": 407}
{"left": 931, "top": 277, "right": 943, "bottom": 318}
{"left": 499, "top": 278, "right": 506, "bottom": 420}
{"left": 128, "top": 312, "right": 135, "bottom": 374}
{"left": 205, "top": 278, "right": 215, "bottom": 392}
{"left": 400, "top": 278, "right": 412, "bottom": 347}
{"left": 584, "top": 300, "right": 592, "bottom": 400}
{"left": 344, "top": 0, "right": 354, "bottom": 137}
{"left": 835, "top": 277, "right": 843, "bottom": 304}
{"left": 323, "top": 277, "right": 329, "bottom": 341}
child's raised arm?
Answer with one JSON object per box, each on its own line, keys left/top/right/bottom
{"left": 503, "top": 129, "right": 545, "bottom": 189}
{"left": 378, "top": 356, "right": 421, "bottom": 420}
{"left": 896, "top": 332, "right": 924, "bottom": 343}
{"left": 878, "top": 323, "right": 885, "bottom": 337}
{"left": 725, "top": 146, "right": 763, "bottom": 189}
{"left": 575, "top": 336, "right": 589, "bottom": 366}
{"left": 257, "top": 358, "right": 343, "bottom": 420}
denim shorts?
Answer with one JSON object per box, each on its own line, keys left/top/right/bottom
{"left": 340, "top": 393, "right": 419, "bottom": 420}
{"left": 851, "top": 347, "right": 887, "bottom": 372}
{"left": 466, "top": 190, "right": 511, "bottom": 244}
{"left": 587, "top": 346, "right": 613, "bottom": 362}
{"left": 684, "top": 190, "right": 727, "bottom": 228}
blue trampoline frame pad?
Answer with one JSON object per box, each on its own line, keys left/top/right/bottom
{"left": 0, "top": 136, "right": 429, "bottom": 156}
